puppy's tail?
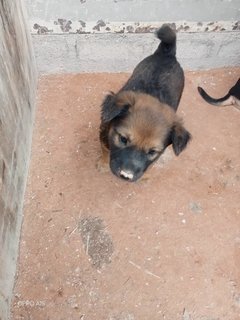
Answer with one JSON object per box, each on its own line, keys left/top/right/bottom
{"left": 197, "top": 86, "right": 232, "bottom": 106}
{"left": 154, "top": 24, "right": 176, "bottom": 57}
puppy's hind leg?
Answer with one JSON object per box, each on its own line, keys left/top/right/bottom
{"left": 96, "top": 142, "right": 110, "bottom": 173}
{"left": 233, "top": 97, "right": 240, "bottom": 111}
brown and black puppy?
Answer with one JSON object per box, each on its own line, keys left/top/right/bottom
{"left": 198, "top": 78, "right": 240, "bottom": 108}
{"left": 99, "top": 24, "right": 191, "bottom": 182}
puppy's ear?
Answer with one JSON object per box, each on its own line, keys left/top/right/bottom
{"left": 101, "top": 91, "right": 135, "bottom": 123}
{"left": 170, "top": 120, "right": 191, "bottom": 156}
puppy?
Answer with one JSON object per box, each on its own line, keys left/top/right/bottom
{"left": 99, "top": 24, "right": 191, "bottom": 182}
{"left": 198, "top": 78, "right": 240, "bottom": 108}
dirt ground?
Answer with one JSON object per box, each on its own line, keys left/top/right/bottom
{"left": 11, "top": 68, "right": 240, "bottom": 320}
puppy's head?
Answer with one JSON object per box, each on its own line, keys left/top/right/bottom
{"left": 101, "top": 91, "right": 191, "bottom": 182}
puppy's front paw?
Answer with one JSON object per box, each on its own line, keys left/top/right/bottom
{"left": 139, "top": 172, "right": 151, "bottom": 183}
{"left": 96, "top": 156, "right": 109, "bottom": 173}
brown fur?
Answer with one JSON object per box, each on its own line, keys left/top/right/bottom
{"left": 98, "top": 24, "right": 191, "bottom": 181}
{"left": 108, "top": 92, "right": 177, "bottom": 151}
{"left": 99, "top": 91, "right": 190, "bottom": 181}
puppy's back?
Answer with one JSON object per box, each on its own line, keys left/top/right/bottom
{"left": 120, "top": 24, "right": 184, "bottom": 111}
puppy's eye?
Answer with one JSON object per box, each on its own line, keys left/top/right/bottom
{"left": 119, "top": 135, "right": 128, "bottom": 145}
{"left": 148, "top": 149, "right": 158, "bottom": 156}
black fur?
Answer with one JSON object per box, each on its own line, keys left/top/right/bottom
{"left": 229, "top": 78, "right": 240, "bottom": 99}
{"left": 198, "top": 78, "right": 240, "bottom": 106}
{"left": 100, "top": 24, "right": 190, "bottom": 181}
{"left": 109, "top": 146, "right": 150, "bottom": 182}
{"left": 171, "top": 124, "right": 191, "bottom": 156}
{"left": 101, "top": 23, "right": 184, "bottom": 122}
{"left": 101, "top": 92, "right": 133, "bottom": 123}
{"left": 119, "top": 25, "right": 184, "bottom": 111}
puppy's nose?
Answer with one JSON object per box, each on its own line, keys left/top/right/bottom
{"left": 120, "top": 170, "right": 134, "bottom": 181}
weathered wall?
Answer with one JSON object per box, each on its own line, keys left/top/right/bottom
{"left": 26, "top": 0, "right": 240, "bottom": 25}
{"left": 32, "top": 31, "right": 240, "bottom": 73}
{"left": 25, "top": 0, "right": 240, "bottom": 73}
{"left": 0, "top": 1, "right": 37, "bottom": 319}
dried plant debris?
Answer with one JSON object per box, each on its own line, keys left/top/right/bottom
{"left": 79, "top": 216, "right": 114, "bottom": 269}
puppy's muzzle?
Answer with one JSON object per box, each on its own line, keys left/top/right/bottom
{"left": 110, "top": 147, "right": 147, "bottom": 182}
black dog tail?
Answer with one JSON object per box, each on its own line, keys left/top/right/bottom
{"left": 197, "top": 86, "right": 231, "bottom": 106}
{"left": 155, "top": 24, "right": 176, "bottom": 57}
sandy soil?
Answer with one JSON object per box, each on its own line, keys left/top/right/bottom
{"left": 11, "top": 68, "right": 240, "bottom": 320}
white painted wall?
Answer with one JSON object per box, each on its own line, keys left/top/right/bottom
{"left": 25, "top": 0, "right": 240, "bottom": 73}
{"left": 27, "top": 0, "right": 240, "bottom": 23}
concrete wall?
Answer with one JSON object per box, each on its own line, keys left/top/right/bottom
{"left": 25, "top": 0, "right": 240, "bottom": 73}
{"left": 0, "top": 1, "right": 37, "bottom": 319}
{"left": 32, "top": 31, "right": 240, "bottom": 73}
{"left": 26, "top": 0, "right": 240, "bottom": 23}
